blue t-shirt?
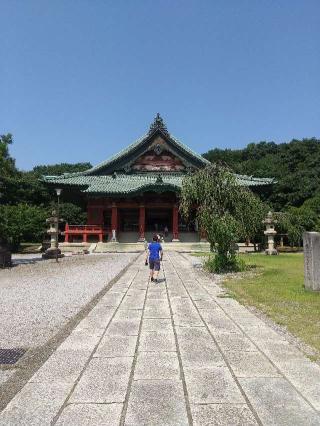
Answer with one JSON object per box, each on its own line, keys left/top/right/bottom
{"left": 148, "top": 242, "right": 162, "bottom": 261}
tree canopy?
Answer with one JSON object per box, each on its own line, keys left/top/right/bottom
{"left": 0, "top": 134, "right": 17, "bottom": 178}
{"left": 180, "top": 163, "right": 266, "bottom": 272}
{"left": 203, "top": 138, "right": 320, "bottom": 210}
{"left": 0, "top": 134, "right": 89, "bottom": 248}
{"left": 32, "top": 162, "right": 92, "bottom": 177}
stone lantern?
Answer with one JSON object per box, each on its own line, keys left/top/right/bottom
{"left": 263, "top": 211, "right": 278, "bottom": 255}
{"left": 42, "top": 210, "right": 64, "bottom": 260}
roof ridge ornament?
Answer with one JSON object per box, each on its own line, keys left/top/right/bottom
{"left": 156, "top": 174, "right": 163, "bottom": 183}
{"left": 148, "top": 113, "right": 170, "bottom": 137}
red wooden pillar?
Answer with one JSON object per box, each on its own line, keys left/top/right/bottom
{"left": 87, "top": 207, "right": 92, "bottom": 225}
{"left": 98, "top": 208, "right": 104, "bottom": 242}
{"left": 200, "top": 228, "right": 207, "bottom": 242}
{"left": 111, "top": 202, "right": 118, "bottom": 241}
{"left": 172, "top": 204, "right": 180, "bottom": 241}
{"left": 64, "top": 223, "right": 69, "bottom": 243}
{"left": 138, "top": 204, "right": 145, "bottom": 241}
{"left": 83, "top": 232, "right": 88, "bottom": 243}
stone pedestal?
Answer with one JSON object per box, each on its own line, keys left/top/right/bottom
{"left": 111, "top": 229, "right": 118, "bottom": 243}
{"left": 303, "top": 232, "right": 320, "bottom": 291}
{"left": 42, "top": 212, "right": 64, "bottom": 259}
{"left": 263, "top": 211, "right": 278, "bottom": 255}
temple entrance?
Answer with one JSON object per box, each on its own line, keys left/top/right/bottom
{"left": 119, "top": 208, "right": 139, "bottom": 232}
{"left": 145, "top": 208, "right": 172, "bottom": 234}
{"left": 103, "top": 209, "right": 111, "bottom": 228}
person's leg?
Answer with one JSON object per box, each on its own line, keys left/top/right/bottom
{"left": 145, "top": 250, "right": 148, "bottom": 265}
{"left": 153, "top": 260, "right": 160, "bottom": 283}
{"left": 149, "top": 260, "right": 154, "bottom": 281}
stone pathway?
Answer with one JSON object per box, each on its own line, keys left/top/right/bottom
{"left": 1, "top": 252, "right": 320, "bottom": 425}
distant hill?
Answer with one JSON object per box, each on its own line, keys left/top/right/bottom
{"left": 31, "top": 162, "right": 92, "bottom": 177}
{"left": 203, "top": 138, "right": 320, "bottom": 210}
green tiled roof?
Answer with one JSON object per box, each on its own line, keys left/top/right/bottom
{"left": 42, "top": 115, "right": 275, "bottom": 195}
{"left": 84, "top": 133, "right": 210, "bottom": 175}
{"left": 43, "top": 172, "right": 274, "bottom": 195}
{"left": 234, "top": 174, "right": 275, "bottom": 186}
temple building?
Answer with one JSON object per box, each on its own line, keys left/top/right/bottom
{"left": 43, "top": 114, "right": 273, "bottom": 245}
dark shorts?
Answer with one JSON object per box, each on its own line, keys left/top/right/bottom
{"left": 149, "top": 259, "right": 160, "bottom": 271}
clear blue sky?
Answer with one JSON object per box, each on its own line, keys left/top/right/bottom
{"left": 1, "top": 0, "right": 319, "bottom": 170}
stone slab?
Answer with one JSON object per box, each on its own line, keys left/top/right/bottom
{"left": 139, "top": 330, "right": 176, "bottom": 352}
{"left": 76, "top": 309, "right": 115, "bottom": 331}
{"left": 184, "top": 367, "right": 245, "bottom": 404}
{"left": 224, "top": 351, "right": 281, "bottom": 378}
{"left": 141, "top": 318, "right": 172, "bottom": 332}
{"left": 99, "top": 292, "right": 124, "bottom": 307}
{"left": 114, "top": 309, "right": 143, "bottom": 320}
{"left": 120, "top": 295, "right": 145, "bottom": 310}
{"left": 30, "top": 349, "right": 89, "bottom": 384}
{"left": 146, "top": 291, "right": 167, "bottom": 300}
{"left": 56, "top": 403, "right": 123, "bottom": 426}
{"left": 70, "top": 357, "right": 133, "bottom": 403}
{"left": 125, "top": 379, "right": 188, "bottom": 426}
{"left": 240, "top": 325, "right": 286, "bottom": 342}
{"left": 94, "top": 335, "right": 137, "bottom": 357}
{"left": 191, "top": 404, "right": 258, "bottom": 426}
{"left": 176, "top": 326, "right": 224, "bottom": 369}
{"left": 57, "top": 329, "right": 102, "bottom": 352}
{"left": 144, "top": 299, "right": 169, "bottom": 309}
{"left": 0, "top": 381, "right": 72, "bottom": 426}
{"left": 193, "top": 299, "right": 220, "bottom": 310}
{"left": 126, "top": 289, "right": 147, "bottom": 297}
{"left": 144, "top": 305, "right": 171, "bottom": 319}
{"left": 134, "top": 351, "right": 180, "bottom": 380}
{"left": 254, "top": 340, "right": 306, "bottom": 364}
{"left": 275, "top": 359, "right": 320, "bottom": 411}
{"left": 214, "top": 332, "right": 257, "bottom": 352}
{"left": 106, "top": 319, "right": 141, "bottom": 336}
{"left": 201, "top": 310, "right": 240, "bottom": 334}
{"left": 240, "top": 377, "right": 320, "bottom": 425}
{"left": 229, "top": 314, "right": 266, "bottom": 328}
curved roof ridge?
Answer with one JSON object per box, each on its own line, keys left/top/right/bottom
{"left": 169, "top": 135, "right": 210, "bottom": 165}
{"left": 84, "top": 131, "right": 209, "bottom": 175}
{"left": 85, "top": 130, "right": 209, "bottom": 175}
{"left": 85, "top": 132, "right": 149, "bottom": 175}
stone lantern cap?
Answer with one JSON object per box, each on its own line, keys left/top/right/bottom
{"left": 46, "top": 210, "right": 64, "bottom": 224}
{"left": 263, "top": 211, "right": 277, "bottom": 236}
{"left": 263, "top": 211, "right": 278, "bottom": 225}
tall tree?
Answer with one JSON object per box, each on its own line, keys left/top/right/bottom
{"left": 180, "top": 164, "right": 266, "bottom": 272}
{"left": 0, "top": 133, "right": 16, "bottom": 177}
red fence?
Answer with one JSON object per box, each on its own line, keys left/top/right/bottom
{"left": 64, "top": 224, "right": 109, "bottom": 243}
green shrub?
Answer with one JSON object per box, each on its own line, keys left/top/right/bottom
{"left": 204, "top": 253, "right": 247, "bottom": 274}
{"left": 0, "top": 204, "right": 47, "bottom": 250}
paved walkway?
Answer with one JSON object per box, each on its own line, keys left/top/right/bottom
{"left": 1, "top": 252, "right": 320, "bottom": 425}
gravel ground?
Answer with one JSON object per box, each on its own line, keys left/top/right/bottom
{"left": 0, "top": 253, "right": 136, "bottom": 348}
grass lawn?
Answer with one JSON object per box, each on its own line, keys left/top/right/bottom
{"left": 222, "top": 253, "right": 320, "bottom": 358}
{"left": 192, "top": 252, "right": 211, "bottom": 257}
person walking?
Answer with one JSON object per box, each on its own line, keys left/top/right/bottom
{"left": 148, "top": 235, "right": 163, "bottom": 283}
{"left": 144, "top": 239, "right": 149, "bottom": 266}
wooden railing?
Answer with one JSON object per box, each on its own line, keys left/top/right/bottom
{"left": 64, "top": 224, "right": 110, "bottom": 243}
